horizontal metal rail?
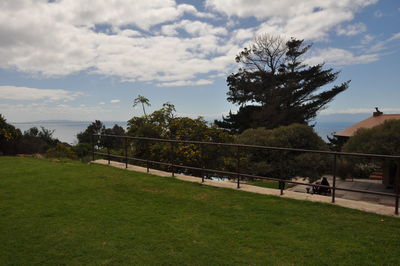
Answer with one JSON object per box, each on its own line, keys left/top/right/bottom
{"left": 92, "top": 134, "right": 400, "bottom": 214}
{"left": 94, "top": 151, "right": 398, "bottom": 198}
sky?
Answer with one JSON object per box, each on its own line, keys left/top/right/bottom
{"left": 0, "top": 0, "right": 399, "bottom": 123}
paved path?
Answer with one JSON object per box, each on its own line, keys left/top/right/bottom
{"left": 289, "top": 177, "right": 395, "bottom": 206}
{"left": 92, "top": 159, "right": 399, "bottom": 218}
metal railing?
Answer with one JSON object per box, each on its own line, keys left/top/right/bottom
{"left": 92, "top": 134, "right": 400, "bottom": 215}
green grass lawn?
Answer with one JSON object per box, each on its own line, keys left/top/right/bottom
{"left": 1, "top": 157, "right": 400, "bottom": 265}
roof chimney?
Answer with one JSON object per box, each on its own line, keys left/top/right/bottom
{"left": 373, "top": 107, "right": 383, "bottom": 117}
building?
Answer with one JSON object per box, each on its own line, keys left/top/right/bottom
{"left": 334, "top": 108, "right": 400, "bottom": 138}
{"left": 334, "top": 109, "right": 400, "bottom": 189}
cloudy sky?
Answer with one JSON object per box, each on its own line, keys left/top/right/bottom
{"left": 0, "top": 0, "right": 399, "bottom": 122}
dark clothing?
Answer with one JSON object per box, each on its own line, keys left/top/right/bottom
{"left": 319, "top": 178, "right": 331, "bottom": 195}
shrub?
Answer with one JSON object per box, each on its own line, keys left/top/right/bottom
{"left": 236, "top": 124, "right": 329, "bottom": 181}
{"left": 46, "top": 143, "right": 77, "bottom": 159}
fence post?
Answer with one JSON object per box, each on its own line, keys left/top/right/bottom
{"left": 124, "top": 137, "right": 128, "bottom": 169}
{"left": 201, "top": 143, "right": 205, "bottom": 183}
{"left": 236, "top": 145, "right": 240, "bottom": 189}
{"left": 279, "top": 181, "right": 284, "bottom": 195}
{"left": 107, "top": 146, "right": 110, "bottom": 165}
{"left": 396, "top": 189, "right": 399, "bottom": 215}
{"left": 395, "top": 160, "right": 400, "bottom": 215}
{"left": 332, "top": 154, "right": 337, "bottom": 203}
{"left": 171, "top": 142, "right": 175, "bottom": 177}
{"left": 91, "top": 134, "right": 95, "bottom": 161}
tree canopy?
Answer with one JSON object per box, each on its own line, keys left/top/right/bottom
{"left": 127, "top": 103, "right": 233, "bottom": 175}
{"left": 133, "top": 95, "right": 151, "bottom": 117}
{"left": 216, "top": 35, "right": 350, "bottom": 133}
{"left": 77, "top": 120, "right": 106, "bottom": 144}
{"left": 343, "top": 120, "right": 400, "bottom": 155}
{"left": 0, "top": 114, "right": 22, "bottom": 155}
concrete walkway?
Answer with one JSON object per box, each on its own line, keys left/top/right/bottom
{"left": 92, "top": 159, "right": 399, "bottom": 218}
{"left": 289, "top": 177, "right": 396, "bottom": 206}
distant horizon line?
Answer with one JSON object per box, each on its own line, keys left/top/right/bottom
{"left": 10, "top": 110, "right": 392, "bottom": 124}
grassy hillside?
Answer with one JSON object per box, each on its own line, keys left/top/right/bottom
{"left": 1, "top": 157, "right": 399, "bottom": 265}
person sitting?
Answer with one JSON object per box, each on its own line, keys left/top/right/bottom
{"left": 312, "top": 181, "right": 320, "bottom": 194}
{"left": 319, "top": 177, "right": 331, "bottom": 195}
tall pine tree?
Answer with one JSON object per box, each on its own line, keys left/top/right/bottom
{"left": 216, "top": 35, "right": 350, "bottom": 133}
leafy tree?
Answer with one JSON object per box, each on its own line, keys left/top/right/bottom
{"left": 127, "top": 103, "right": 233, "bottom": 175}
{"left": 16, "top": 127, "right": 59, "bottom": 154}
{"left": 37, "top": 127, "right": 57, "bottom": 146}
{"left": 103, "top": 124, "right": 125, "bottom": 149}
{"left": 128, "top": 102, "right": 175, "bottom": 139}
{"left": 326, "top": 134, "right": 347, "bottom": 152}
{"left": 133, "top": 95, "right": 151, "bottom": 117}
{"left": 343, "top": 120, "right": 400, "bottom": 155}
{"left": 77, "top": 120, "right": 106, "bottom": 144}
{"left": 24, "top": 127, "right": 39, "bottom": 137}
{"left": 341, "top": 120, "right": 400, "bottom": 180}
{"left": 216, "top": 35, "right": 350, "bottom": 133}
{"left": 236, "top": 124, "right": 329, "bottom": 181}
{"left": 0, "top": 114, "right": 22, "bottom": 155}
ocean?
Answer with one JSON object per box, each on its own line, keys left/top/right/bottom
{"left": 11, "top": 120, "right": 353, "bottom": 144}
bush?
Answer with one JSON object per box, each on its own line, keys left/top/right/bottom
{"left": 343, "top": 120, "right": 400, "bottom": 155}
{"left": 0, "top": 114, "right": 22, "bottom": 155}
{"left": 73, "top": 143, "right": 92, "bottom": 158}
{"left": 127, "top": 103, "right": 233, "bottom": 176}
{"left": 336, "top": 159, "right": 379, "bottom": 180}
{"left": 46, "top": 143, "right": 77, "bottom": 159}
{"left": 341, "top": 120, "right": 400, "bottom": 180}
{"left": 236, "top": 124, "right": 329, "bottom": 181}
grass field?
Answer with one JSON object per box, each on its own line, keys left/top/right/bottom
{"left": 1, "top": 157, "right": 400, "bottom": 265}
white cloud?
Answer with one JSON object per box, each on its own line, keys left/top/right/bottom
{"left": 387, "top": 32, "right": 400, "bottom": 42}
{"left": 206, "top": 0, "right": 377, "bottom": 20}
{"left": 157, "top": 79, "right": 213, "bottom": 87}
{"left": 336, "top": 22, "right": 366, "bottom": 36}
{"left": 207, "top": 0, "right": 377, "bottom": 41}
{"left": 306, "top": 48, "right": 379, "bottom": 66}
{"left": 0, "top": 1, "right": 243, "bottom": 85}
{"left": 53, "top": 0, "right": 207, "bottom": 30}
{"left": 110, "top": 99, "right": 120, "bottom": 103}
{"left": 0, "top": 0, "right": 382, "bottom": 87}
{"left": 361, "top": 34, "right": 375, "bottom": 45}
{"left": 0, "top": 85, "right": 83, "bottom": 101}
{"left": 161, "top": 20, "right": 228, "bottom": 37}
{"left": 99, "top": 102, "right": 106, "bottom": 105}
{"left": 0, "top": 102, "right": 117, "bottom": 122}
{"left": 374, "top": 10, "right": 383, "bottom": 18}
{"left": 367, "top": 32, "right": 400, "bottom": 52}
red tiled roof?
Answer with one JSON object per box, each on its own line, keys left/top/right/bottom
{"left": 334, "top": 114, "right": 400, "bottom": 137}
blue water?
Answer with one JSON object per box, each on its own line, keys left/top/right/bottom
{"left": 11, "top": 121, "right": 352, "bottom": 144}
{"left": 313, "top": 121, "right": 354, "bottom": 140}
